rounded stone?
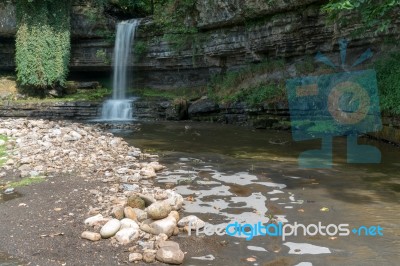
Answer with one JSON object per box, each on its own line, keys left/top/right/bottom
{"left": 120, "top": 218, "right": 139, "bottom": 230}
{"left": 127, "top": 195, "right": 145, "bottom": 210}
{"left": 156, "top": 246, "right": 184, "bottom": 265}
{"left": 115, "top": 227, "right": 140, "bottom": 245}
{"left": 111, "top": 206, "right": 125, "bottom": 220}
{"left": 143, "top": 249, "right": 157, "bottom": 263}
{"left": 169, "top": 211, "right": 180, "bottom": 222}
{"left": 123, "top": 206, "right": 137, "bottom": 221}
{"left": 132, "top": 208, "right": 148, "bottom": 222}
{"left": 149, "top": 216, "right": 177, "bottom": 237}
{"left": 177, "top": 215, "right": 205, "bottom": 229}
{"left": 81, "top": 231, "right": 101, "bottom": 241}
{"left": 100, "top": 219, "right": 121, "bottom": 238}
{"left": 146, "top": 201, "right": 172, "bottom": 220}
{"left": 84, "top": 214, "right": 106, "bottom": 227}
{"left": 129, "top": 252, "right": 143, "bottom": 262}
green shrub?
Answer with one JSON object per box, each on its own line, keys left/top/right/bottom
{"left": 207, "top": 59, "right": 286, "bottom": 104}
{"left": 375, "top": 52, "right": 400, "bottom": 115}
{"left": 15, "top": 0, "right": 71, "bottom": 90}
{"left": 96, "top": 49, "right": 111, "bottom": 64}
{"left": 134, "top": 40, "right": 148, "bottom": 60}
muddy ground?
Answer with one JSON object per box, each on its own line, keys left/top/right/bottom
{"left": 0, "top": 173, "right": 153, "bottom": 266}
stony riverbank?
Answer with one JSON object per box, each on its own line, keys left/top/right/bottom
{"left": 0, "top": 118, "right": 205, "bottom": 265}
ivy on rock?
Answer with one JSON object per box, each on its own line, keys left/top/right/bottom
{"left": 15, "top": 0, "right": 71, "bottom": 91}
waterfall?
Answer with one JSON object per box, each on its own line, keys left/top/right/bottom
{"left": 101, "top": 19, "right": 139, "bottom": 120}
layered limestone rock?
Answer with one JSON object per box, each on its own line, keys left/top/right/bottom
{"left": 195, "top": 0, "right": 321, "bottom": 29}
{"left": 0, "top": 0, "right": 399, "bottom": 88}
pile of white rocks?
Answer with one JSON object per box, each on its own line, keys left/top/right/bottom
{"left": 0, "top": 118, "right": 205, "bottom": 265}
{"left": 82, "top": 192, "right": 195, "bottom": 264}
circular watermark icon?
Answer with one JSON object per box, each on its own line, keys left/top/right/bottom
{"left": 328, "top": 81, "right": 370, "bottom": 125}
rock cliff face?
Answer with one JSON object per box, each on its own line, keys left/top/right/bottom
{"left": 0, "top": 0, "right": 399, "bottom": 88}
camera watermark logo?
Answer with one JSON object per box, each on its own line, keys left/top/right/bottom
{"left": 286, "top": 39, "right": 382, "bottom": 168}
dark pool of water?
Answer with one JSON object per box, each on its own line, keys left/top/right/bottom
{"left": 115, "top": 121, "right": 400, "bottom": 266}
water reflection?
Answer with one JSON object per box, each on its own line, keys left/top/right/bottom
{"left": 116, "top": 121, "right": 400, "bottom": 266}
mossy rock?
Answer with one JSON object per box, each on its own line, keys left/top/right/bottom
{"left": 127, "top": 195, "right": 146, "bottom": 210}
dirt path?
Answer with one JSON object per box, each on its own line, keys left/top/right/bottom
{"left": 0, "top": 173, "right": 156, "bottom": 266}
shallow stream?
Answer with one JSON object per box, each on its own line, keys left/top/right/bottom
{"left": 115, "top": 121, "right": 400, "bottom": 266}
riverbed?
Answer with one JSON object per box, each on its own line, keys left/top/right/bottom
{"left": 113, "top": 121, "right": 400, "bottom": 266}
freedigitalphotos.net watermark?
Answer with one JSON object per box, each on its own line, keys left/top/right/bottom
{"left": 286, "top": 39, "right": 382, "bottom": 168}
{"left": 187, "top": 221, "right": 383, "bottom": 241}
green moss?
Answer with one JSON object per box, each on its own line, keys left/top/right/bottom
{"left": 6, "top": 176, "right": 45, "bottom": 188}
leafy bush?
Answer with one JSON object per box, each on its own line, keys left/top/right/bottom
{"left": 153, "top": 0, "right": 198, "bottom": 52}
{"left": 207, "top": 59, "right": 286, "bottom": 104}
{"left": 323, "top": 0, "right": 400, "bottom": 32}
{"left": 375, "top": 52, "right": 400, "bottom": 115}
{"left": 15, "top": 0, "right": 71, "bottom": 90}
{"left": 133, "top": 40, "right": 148, "bottom": 60}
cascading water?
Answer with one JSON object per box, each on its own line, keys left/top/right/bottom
{"left": 101, "top": 19, "right": 139, "bottom": 120}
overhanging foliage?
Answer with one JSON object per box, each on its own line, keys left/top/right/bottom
{"left": 15, "top": 0, "right": 71, "bottom": 89}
